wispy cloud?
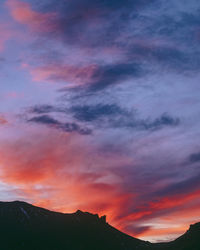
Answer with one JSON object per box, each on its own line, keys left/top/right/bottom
{"left": 28, "top": 115, "right": 92, "bottom": 135}
{"left": 28, "top": 103, "right": 180, "bottom": 132}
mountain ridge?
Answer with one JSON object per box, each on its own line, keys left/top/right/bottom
{"left": 0, "top": 200, "right": 199, "bottom": 250}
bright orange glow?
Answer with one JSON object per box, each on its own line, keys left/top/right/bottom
{"left": 0, "top": 127, "right": 199, "bottom": 242}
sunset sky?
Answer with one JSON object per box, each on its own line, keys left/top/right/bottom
{"left": 0, "top": 0, "right": 200, "bottom": 242}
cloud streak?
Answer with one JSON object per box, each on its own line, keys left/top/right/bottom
{"left": 28, "top": 115, "right": 92, "bottom": 135}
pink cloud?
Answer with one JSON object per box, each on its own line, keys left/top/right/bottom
{"left": 0, "top": 24, "right": 12, "bottom": 52}
{"left": 4, "top": 91, "right": 24, "bottom": 100}
{"left": 23, "top": 63, "right": 97, "bottom": 85}
{"left": 6, "top": 0, "right": 57, "bottom": 32}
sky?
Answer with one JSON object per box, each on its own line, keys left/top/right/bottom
{"left": 0, "top": 0, "right": 200, "bottom": 242}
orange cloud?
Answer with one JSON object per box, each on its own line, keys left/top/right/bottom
{"left": 117, "top": 189, "right": 200, "bottom": 230}
{"left": 116, "top": 188, "right": 200, "bottom": 241}
{"left": 136, "top": 202, "right": 200, "bottom": 242}
{"left": 0, "top": 127, "right": 132, "bottom": 216}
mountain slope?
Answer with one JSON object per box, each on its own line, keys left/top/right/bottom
{"left": 0, "top": 201, "right": 150, "bottom": 250}
{"left": 0, "top": 201, "right": 199, "bottom": 250}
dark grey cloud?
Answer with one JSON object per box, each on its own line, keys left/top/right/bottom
{"left": 119, "top": 173, "right": 200, "bottom": 222}
{"left": 28, "top": 115, "right": 58, "bottom": 124}
{"left": 101, "top": 111, "right": 180, "bottom": 131}
{"left": 88, "top": 63, "right": 143, "bottom": 91}
{"left": 151, "top": 10, "right": 200, "bottom": 41}
{"left": 63, "top": 63, "right": 143, "bottom": 91}
{"left": 154, "top": 172, "right": 200, "bottom": 198}
{"left": 29, "top": 105, "right": 58, "bottom": 114}
{"left": 70, "top": 104, "right": 124, "bottom": 121}
{"left": 28, "top": 115, "right": 92, "bottom": 135}
{"left": 70, "top": 103, "right": 180, "bottom": 131}
{"left": 141, "top": 113, "right": 180, "bottom": 130}
{"left": 111, "top": 169, "right": 200, "bottom": 224}
{"left": 126, "top": 33, "right": 200, "bottom": 72}
{"left": 189, "top": 152, "right": 200, "bottom": 163}
{"left": 32, "top": 0, "right": 157, "bottom": 48}
{"left": 25, "top": 0, "right": 200, "bottom": 95}
{"left": 29, "top": 104, "right": 180, "bottom": 132}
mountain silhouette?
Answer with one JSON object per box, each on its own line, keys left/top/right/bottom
{"left": 0, "top": 201, "right": 199, "bottom": 250}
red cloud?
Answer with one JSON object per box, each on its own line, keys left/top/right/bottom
{"left": 0, "top": 115, "right": 8, "bottom": 125}
{"left": 0, "top": 128, "right": 132, "bottom": 217}
{"left": 0, "top": 127, "right": 200, "bottom": 241}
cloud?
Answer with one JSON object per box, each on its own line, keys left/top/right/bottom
{"left": 0, "top": 128, "right": 133, "bottom": 217}
{"left": 124, "top": 225, "right": 151, "bottom": 236}
{"left": 6, "top": 0, "right": 57, "bottom": 33}
{"left": 28, "top": 63, "right": 97, "bottom": 84}
{"left": 88, "top": 63, "right": 143, "bottom": 91}
{"left": 70, "top": 104, "right": 124, "bottom": 122}
{"left": 141, "top": 113, "right": 180, "bottom": 130}
{"left": 29, "top": 105, "right": 59, "bottom": 114}
{"left": 153, "top": 173, "right": 200, "bottom": 199}
{"left": 28, "top": 115, "right": 92, "bottom": 135}
{"left": 29, "top": 115, "right": 58, "bottom": 125}
{"left": 117, "top": 112, "right": 180, "bottom": 131}
{"left": 0, "top": 24, "right": 12, "bottom": 52}
{"left": 1, "top": 127, "right": 200, "bottom": 241}
{"left": 129, "top": 44, "right": 198, "bottom": 72}
{"left": 0, "top": 115, "right": 8, "bottom": 125}
{"left": 25, "top": 62, "right": 143, "bottom": 91}
{"left": 189, "top": 152, "right": 200, "bottom": 163}
{"left": 3, "top": 0, "right": 200, "bottom": 243}
{"left": 28, "top": 103, "right": 180, "bottom": 132}
{"left": 19, "top": 0, "right": 156, "bottom": 48}
{"left": 8, "top": 0, "right": 200, "bottom": 94}
{"left": 0, "top": 122, "right": 199, "bottom": 242}
{"left": 71, "top": 104, "right": 180, "bottom": 131}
